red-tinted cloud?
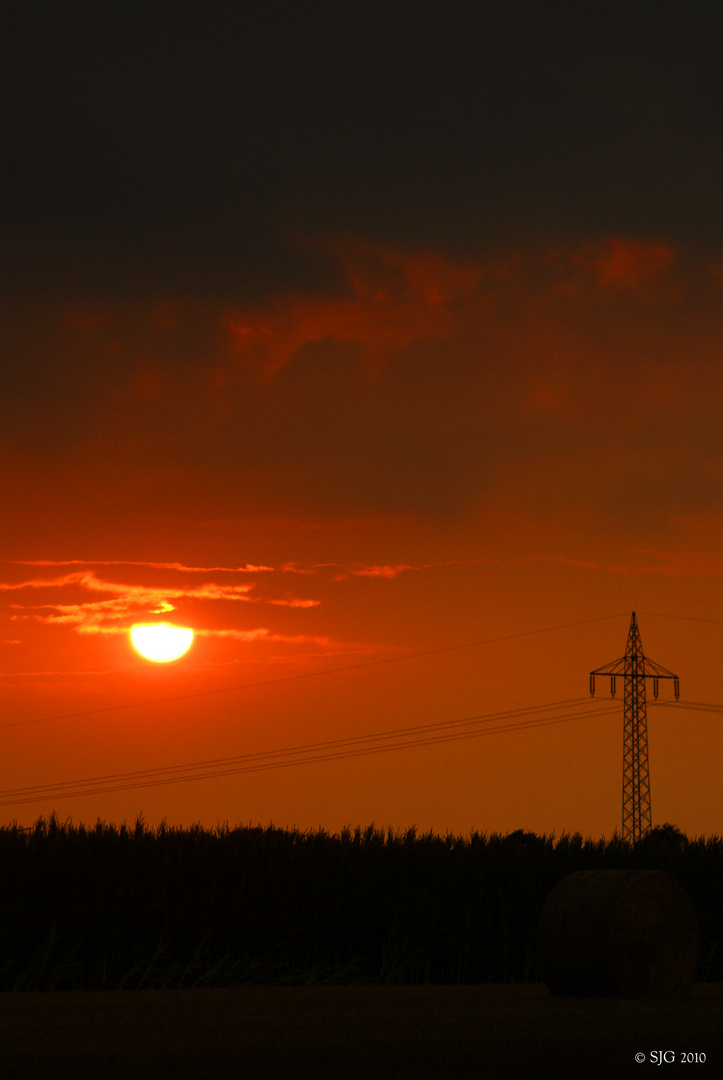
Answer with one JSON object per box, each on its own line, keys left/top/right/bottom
{"left": 5, "top": 560, "right": 273, "bottom": 572}
{"left": 573, "top": 237, "right": 676, "bottom": 290}
{"left": 3, "top": 234, "right": 722, "bottom": 533}
{"left": 1, "top": 567, "right": 317, "bottom": 636}
{"left": 224, "top": 235, "right": 486, "bottom": 376}
{"left": 611, "top": 550, "right": 723, "bottom": 577}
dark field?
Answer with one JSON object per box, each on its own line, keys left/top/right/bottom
{"left": 1, "top": 818, "right": 721, "bottom": 990}
{"left": 1, "top": 817, "right": 721, "bottom": 1077}
{"left": 1, "top": 984, "right": 721, "bottom": 1080}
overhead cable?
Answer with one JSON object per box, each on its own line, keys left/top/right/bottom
{"left": 0, "top": 698, "right": 617, "bottom": 807}
{"left": 1, "top": 612, "right": 630, "bottom": 730}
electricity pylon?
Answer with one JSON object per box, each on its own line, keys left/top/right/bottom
{"left": 590, "top": 612, "right": 679, "bottom": 844}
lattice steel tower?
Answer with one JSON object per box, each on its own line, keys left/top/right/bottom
{"left": 590, "top": 612, "right": 679, "bottom": 844}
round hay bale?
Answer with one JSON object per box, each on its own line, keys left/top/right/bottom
{"left": 537, "top": 869, "right": 699, "bottom": 998}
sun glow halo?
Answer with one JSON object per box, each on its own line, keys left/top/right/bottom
{"left": 130, "top": 623, "right": 194, "bottom": 663}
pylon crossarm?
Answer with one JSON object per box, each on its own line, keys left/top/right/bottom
{"left": 590, "top": 657, "right": 678, "bottom": 679}
{"left": 589, "top": 673, "right": 679, "bottom": 700}
{"left": 590, "top": 656, "right": 627, "bottom": 676}
{"left": 639, "top": 656, "right": 679, "bottom": 679}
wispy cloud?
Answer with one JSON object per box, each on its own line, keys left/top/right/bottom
{"left": 3, "top": 559, "right": 273, "bottom": 572}
{"left": 267, "top": 597, "right": 321, "bottom": 607}
{"left": 1, "top": 566, "right": 317, "bottom": 635}
{"left": 194, "top": 628, "right": 273, "bottom": 641}
{"left": 610, "top": 550, "right": 723, "bottom": 577}
{"left": 3, "top": 548, "right": 683, "bottom": 657}
{"left": 10, "top": 598, "right": 176, "bottom": 633}
{"left": 280, "top": 555, "right": 600, "bottom": 580}
{"left": 280, "top": 558, "right": 493, "bottom": 579}
{"left": 0, "top": 572, "right": 96, "bottom": 591}
{"left": 280, "top": 563, "right": 338, "bottom": 575}
{"left": 196, "top": 628, "right": 356, "bottom": 647}
{"left": 508, "top": 556, "right": 601, "bottom": 571}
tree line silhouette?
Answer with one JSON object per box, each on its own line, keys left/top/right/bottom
{"left": 0, "top": 815, "right": 720, "bottom": 990}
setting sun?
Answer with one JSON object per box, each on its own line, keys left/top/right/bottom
{"left": 130, "top": 623, "right": 194, "bottom": 663}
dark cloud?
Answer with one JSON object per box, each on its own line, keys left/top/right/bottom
{"left": 3, "top": 239, "right": 722, "bottom": 533}
{"left": 3, "top": 9, "right": 723, "bottom": 554}
{"left": 4, "top": 6, "right": 723, "bottom": 302}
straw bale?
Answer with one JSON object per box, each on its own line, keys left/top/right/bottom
{"left": 537, "top": 869, "right": 699, "bottom": 998}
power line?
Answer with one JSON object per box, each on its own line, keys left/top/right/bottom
{"left": 1, "top": 611, "right": 629, "bottom": 730}
{"left": 1, "top": 697, "right": 594, "bottom": 794}
{"left": 638, "top": 611, "right": 723, "bottom": 626}
{"left": 650, "top": 699, "right": 723, "bottom": 714}
{"left": 0, "top": 698, "right": 617, "bottom": 807}
{"left": 3, "top": 696, "right": 594, "bottom": 793}
{"left": 0, "top": 705, "right": 618, "bottom": 806}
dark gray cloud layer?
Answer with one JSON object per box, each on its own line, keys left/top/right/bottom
{"left": 5, "top": 5, "right": 723, "bottom": 301}
{"left": 4, "top": 239, "right": 721, "bottom": 532}
{"left": 4, "top": 7, "right": 722, "bottom": 546}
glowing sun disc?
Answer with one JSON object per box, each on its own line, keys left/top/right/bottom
{"left": 130, "top": 623, "right": 194, "bottom": 663}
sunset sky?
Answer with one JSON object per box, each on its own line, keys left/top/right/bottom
{"left": 2, "top": 7, "right": 722, "bottom": 839}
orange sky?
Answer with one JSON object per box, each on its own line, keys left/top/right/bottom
{"left": 2, "top": 237, "right": 722, "bottom": 838}
{"left": 3, "top": 10, "right": 723, "bottom": 838}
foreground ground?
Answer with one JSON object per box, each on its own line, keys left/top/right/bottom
{"left": 0, "top": 984, "right": 720, "bottom": 1079}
